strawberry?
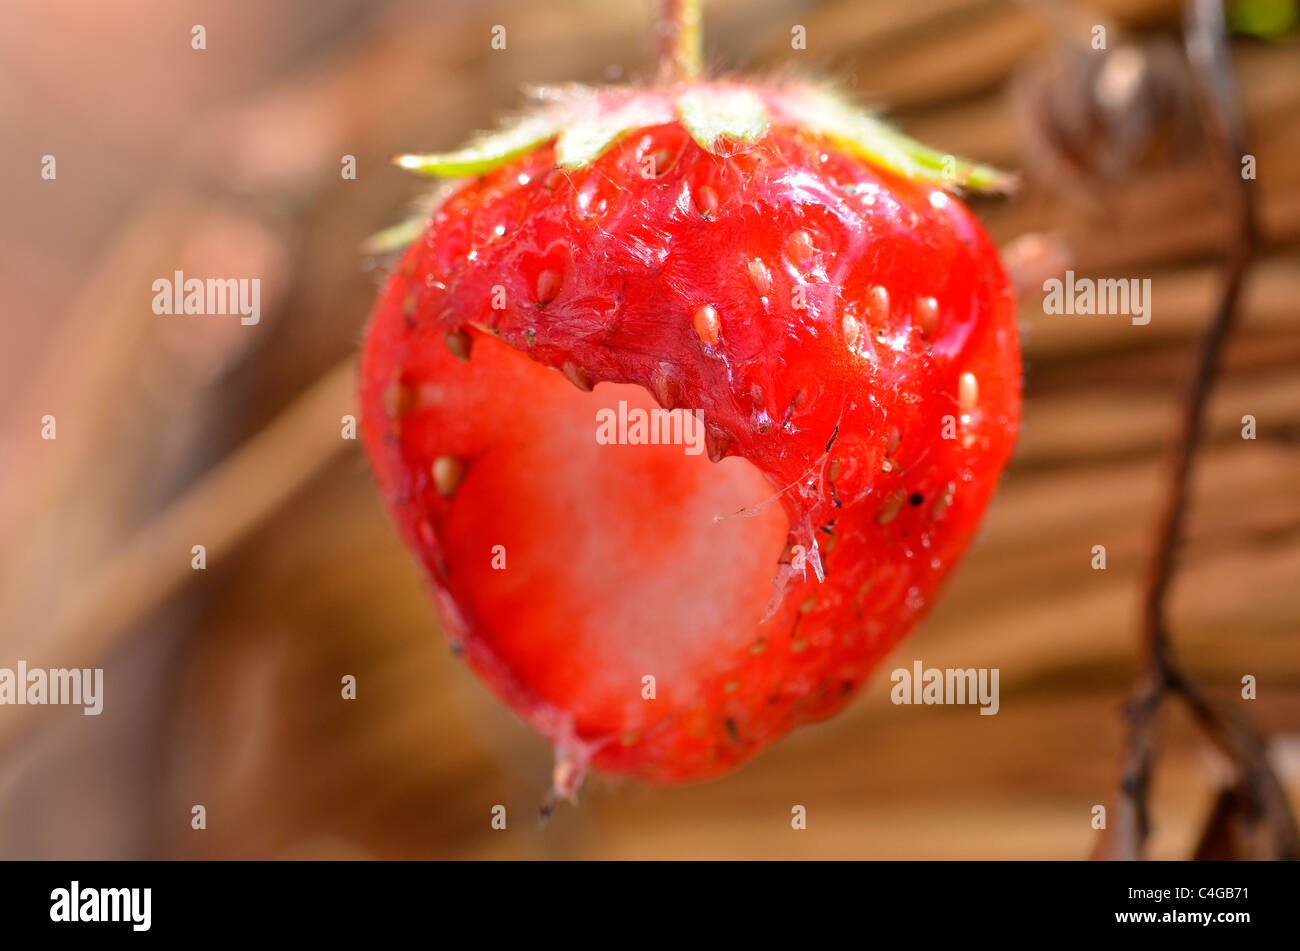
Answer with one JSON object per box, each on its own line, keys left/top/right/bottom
{"left": 358, "top": 11, "right": 1019, "bottom": 796}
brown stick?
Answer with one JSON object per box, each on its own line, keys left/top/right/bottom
{"left": 0, "top": 356, "right": 357, "bottom": 753}
{"left": 1103, "top": 0, "right": 1299, "bottom": 860}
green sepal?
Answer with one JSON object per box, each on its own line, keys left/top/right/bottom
{"left": 394, "top": 113, "right": 561, "bottom": 178}
{"left": 361, "top": 218, "right": 426, "bottom": 256}
{"left": 793, "top": 88, "right": 1015, "bottom": 193}
{"left": 677, "top": 86, "right": 768, "bottom": 153}
{"left": 360, "top": 185, "right": 456, "bottom": 256}
{"left": 557, "top": 98, "right": 675, "bottom": 168}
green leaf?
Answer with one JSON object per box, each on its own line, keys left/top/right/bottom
{"left": 557, "top": 99, "right": 674, "bottom": 168}
{"left": 360, "top": 184, "right": 457, "bottom": 255}
{"left": 361, "top": 218, "right": 425, "bottom": 255}
{"left": 1228, "top": 0, "right": 1298, "bottom": 39}
{"left": 394, "top": 114, "right": 561, "bottom": 178}
{"left": 792, "top": 88, "right": 1015, "bottom": 193}
{"left": 677, "top": 87, "right": 769, "bottom": 153}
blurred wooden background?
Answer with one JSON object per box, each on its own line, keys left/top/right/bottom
{"left": 0, "top": 0, "right": 1297, "bottom": 859}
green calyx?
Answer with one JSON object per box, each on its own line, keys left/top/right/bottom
{"left": 392, "top": 83, "right": 1013, "bottom": 193}
{"left": 555, "top": 96, "right": 676, "bottom": 168}
{"left": 375, "top": 83, "right": 1014, "bottom": 255}
{"left": 394, "top": 113, "right": 562, "bottom": 178}
{"left": 788, "top": 87, "right": 1015, "bottom": 192}
{"left": 677, "top": 86, "right": 767, "bottom": 151}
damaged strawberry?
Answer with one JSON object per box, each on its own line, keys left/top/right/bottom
{"left": 358, "top": 3, "right": 1020, "bottom": 796}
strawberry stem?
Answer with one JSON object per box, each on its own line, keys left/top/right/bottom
{"left": 659, "top": 0, "right": 703, "bottom": 83}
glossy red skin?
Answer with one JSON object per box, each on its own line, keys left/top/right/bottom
{"left": 359, "top": 115, "right": 1020, "bottom": 783}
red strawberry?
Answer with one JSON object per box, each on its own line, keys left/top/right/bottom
{"left": 359, "top": 58, "right": 1019, "bottom": 794}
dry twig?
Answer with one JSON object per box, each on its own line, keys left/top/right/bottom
{"left": 1099, "top": 0, "right": 1299, "bottom": 861}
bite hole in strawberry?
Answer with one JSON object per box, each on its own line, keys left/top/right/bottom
{"left": 383, "top": 327, "right": 792, "bottom": 748}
